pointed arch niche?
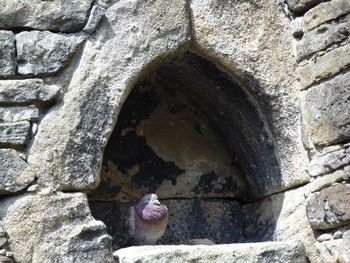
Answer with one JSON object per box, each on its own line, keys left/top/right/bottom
{"left": 88, "top": 51, "right": 283, "bottom": 249}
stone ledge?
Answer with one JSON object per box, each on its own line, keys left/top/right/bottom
{"left": 114, "top": 242, "right": 307, "bottom": 263}
{"left": 297, "top": 43, "right": 350, "bottom": 88}
{"left": 0, "top": 122, "right": 30, "bottom": 147}
{"left": 303, "top": 0, "right": 350, "bottom": 32}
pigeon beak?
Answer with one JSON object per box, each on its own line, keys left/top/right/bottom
{"left": 153, "top": 199, "right": 161, "bottom": 205}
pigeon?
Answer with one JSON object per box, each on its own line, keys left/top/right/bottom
{"left": 128, "top": 193, "right": 168, "bottom": 245}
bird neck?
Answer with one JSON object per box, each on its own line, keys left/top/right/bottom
{"left": 135, "top": 203, "right": 167, "bottom": 223}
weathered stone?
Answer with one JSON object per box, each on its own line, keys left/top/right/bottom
{"left": 83, "top": 5, "right": 106, "bottom": 34}
{"left": 286, "top": 0, "right": 322, "bottom": 13}
{"left": 0, "top": 122, "right": 30, "bottom": 146}
{"left": 190, "top": 0, "right": 309, "bottom": 197}
{"left": 0, "top": 106, "right": 39, "bottom": 123}
{"left": 296, "top": 15, "right": 350, "bottom": 61}
{"left": 344, "top": 165, "right": 350, "bottom": 181}
{"left": 0, "top": 255, "right": 11, "bottom": 263}
{"left": 0, "top": 79, "right": 60, "bottom": 104}
{"left": 333, "top": 231, "right": 343, "bottom": 239}
{"left": 306, "top": 184, "right": 350, "bottom": 229}
{"left": 307, "top": 145, "right": 350, "bottom": 177}
{"left": 317, "top": 239, "right": 350, "bottom": 263}
{"left": 114, "top": 242, "right": 307, "bottom": 263}
{"left": 0, "top": 0, "right": 94, "bottom": 32}
{"left": 303, "top": 0, "right": 350, "bottom": 32}
{"left": 302, "top": 72, "right": 350, "bottom": 145}
{"left": 0, "top": 149, "right": 34, "bottom": 195}
{"left": 16, "top": 31, "right": 85, "bottom": 76}
{"left": 28, "top": 0, "right": 191, "bottom": 191}
{"left": 0, "top": 31, "right": 15, "bottom": 77}
{"left": 0, "top": 237, "right": 6, "bottom": 248}
{"left": 290, "top": 17, "right": 303, "bottom": 38}
{"left": 308, "top": 170, "right": 344, "bottom": 193}
{"left": 0, "top": 192, "right": 114, "bottom": 263}
{"left": 317, "top": 234, "right": 333, "bottom": 242}
{"left": 90, "top": 199, "right": 243, "bottom": 249}
{"left": 298, "top": 43, "right": 350, "bottom": 88}
{"left": 242, "top": 185, "right": 318, "bottom": 261}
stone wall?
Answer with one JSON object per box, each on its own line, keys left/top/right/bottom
{"left": 0, "top": 0, "right": 349, "bottom": 262}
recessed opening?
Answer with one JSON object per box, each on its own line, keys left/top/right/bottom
{"left": 88, "top": 52, "right": 282, "bottom": 250}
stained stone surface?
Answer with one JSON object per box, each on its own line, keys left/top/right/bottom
{"left": 0, "top": 30, "right": 15, "bottom": 77}
{"left": 16, "top": 31, "right": 85, "bottom": 76}
{"left": 0, "top": 192, "right": 114, "bottom": 263}
{"left": 114, "top": 242, "right": 307, "bottom": 263}
{"left": 90, "top": 199, "right": 243, "bottom": 249}
{"left": 0, "top": 0, "right": 94, "bottom": 32}
{"left": 0, "top": 122, "right": 31, "bottom": 147}
{"left": 302, "top": 72, "right": 350, "bottom": 145}
{"left": 28, "top": 0, "right": 191, "bottom": 191}
{"left": 0, "top": 149, "right": 34, "bottom": 195}
{"left": 286, "top": 0, "right": 321, "bottom": 13}
{"left": 306, "top": 184, "right": 350, "bottom": 229}
{"left": 0, "top": 79, "right": 61, "bottom": 104}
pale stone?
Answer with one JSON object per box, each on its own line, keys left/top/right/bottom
{"left": 298, "top": 43, "right": 350, "bottom": 88}
{"left": 114, "top": 242, "right": 307, "bottom": 263}
{"left": 190, "top": 0, "right": 309, "bottom": 197}
{"left": 0, "top": 192, "right": 114, "bottom": 263}
{"left": 0, "top": 0, "right": 94, "bottom": 32}
{"left": 290, "top": 17, "right": 303, "bottom": 38}
{"left": 16, "top": 31, "right": 85, "bottom": 76}
{"left": 317, "top": 234, "right": 333, "bottom": 242}
{"left": 318, "top": 239, "right": 350, "bottom": 263}
{"left": 308, "top": 170, "right": 344, "bottom": 193}
{"left": 28, "top": 0, "right": 191, "bottom": 191}
{"left": 303, "top": 0, "right": 350, "bottom": 32}
{"left": 0, "top": 30, "right": 15, "bottom": 77}
{"left": 296, "top": 15, "right": 350, "bottom": 61}
{"left": 0, "top": 149, "right": 34, "bottom": 195}
{"left": 286, "top": 0, "right": 322, "bottom": 13}
{"left": 0, "top": 79, "right": 60, "bottom": 104}
{"left": 306, "top": 184, "right": 350, "bottom": 229}
{"left": 83, "top": 5, "right": 106, "bottom": 34}
{"left": 0, "top": 122, "right": 30, "bottom": 146}
{"left": 0, "top": 106, "right": 39, "bottom": 123}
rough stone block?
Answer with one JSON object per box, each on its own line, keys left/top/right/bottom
{"left": 306, "top": 184, "right": 350, "bottom": 229}
{"left": 308, "top": 170, "right": 344, "bottom": 193}
{"left": 0, "top": 192, "right": 114, "bottom": 263}
{"left": 0, "top": 122, "right": 30, "bottom": 146}
{"left": 317, "top": 239, "right": 350, "bottom": 262}
{"left": 286, "top": 0, "right": 322, "bottom": 14}
{"left": 0, "top": 79, "right": 60, "bottom": 104}
{"left": 114, "top": 242, "right": 307, "bottom": 263}
{"left": 303, "top": 0, "right": 350, "bottom": 32}
{"left": 302, "top": 72, "right": 350, "bottom": 145}
{"left": 298, "top": 43, "right": 350, "bottom": 88}
{"left": 296, "top": 15, "right": 350, "bottom": 61}
{"left": 307, "top": 144, "right": 350, "bottom": 177}
{"left": 0, "top": 149, "right": 34, "bottom": 195}
{"left": 16, "top": 31, "right": 85, "bottom": 76}
{"left": 0, "top": 30, "right": 15, "bottom": 77}
{"left": 0, "top": 106, "right": 39, "bottom": 122}
{"left": 90, "top": 199, "right": 243, "bottom": 249}
{"left": 0, "top": 0, "right": 93, "bottom": 32}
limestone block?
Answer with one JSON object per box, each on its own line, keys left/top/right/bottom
{"left": 16, "top": 31, "right": 85, "bottom": 76}
{"left": 303, "top": 0, "right": 350, "bottom": 32}
{"left": 0, "top": 79, "right": 60, "bottom": 104}
{"left": 0, "top": 0, "right": 93, "bottom": 32}
{"left": 0, "top": 106, "right": 39, "bottom": 122}
{"left": 0, "top": 122, "right": 30, "bottom": 146}
{"left": 0, "top": 31, "right": 15, "bottom": 77}
{"left": 0, "top": 149, "right": 34, "bottom": 195}
{"left": 317, "top": 239, "right": 350, "bottom": 262}
{"left": 28, "top": 0, "right": 191, "bottom": 191}
{"left": 114, "top": 242, "right": 307, "bottom": 263}
{"left": 296, "top": 15, "right": 350, "bottom": 61}
{"left": 302, "top": 72, "right": 350, "bottom": 145}
{"left": 0, "top": 192, "right": 114, "bottom": 263}
{"left": 298, "top": 43, "right": 350, "bottom": 88}
{"left": 308, "top": 170, "right": 344, "bottom": 193}
{"left": 90, "top": 199, "right": 243, "bottom": 249}
{"left": 306, "top": 184, "right": 350, "bottom": 229}
{"left": 307, "top": 145, "right": 350, "bottom": 177}
{"left": 286, "top": 0, "right": 322, "bottom": 13}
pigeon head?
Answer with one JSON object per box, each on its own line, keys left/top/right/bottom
{"left": 140, "top": 194, "right": 161, "bottom": 206}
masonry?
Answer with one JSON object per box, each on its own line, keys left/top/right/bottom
{"left": 0, "top": 0, "right": 349, "bottom": 262}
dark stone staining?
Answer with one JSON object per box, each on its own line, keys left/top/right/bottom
{"left": 192, "top": 171, "right": 238, "bottom": 194}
